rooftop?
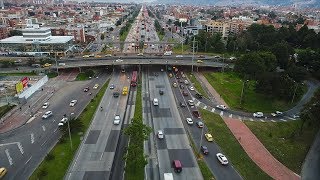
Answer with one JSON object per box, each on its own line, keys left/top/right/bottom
{"left": 0, "top": 36, "right": 74, "bottom": 44}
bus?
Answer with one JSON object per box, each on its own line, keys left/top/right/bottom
{"left": 122, "top": 86, "right": 128, "bottom": 95}
{"left": 131, "top": 71, "right": 138, "bottom": 87}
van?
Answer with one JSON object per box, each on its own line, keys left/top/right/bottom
{"left": 172, "top": 160, "right": 182, "bottom": 173}
{"left": 153, "top": 98, "right": 159, "bottom": 106}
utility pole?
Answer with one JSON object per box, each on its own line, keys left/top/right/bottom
{"left": 192, "top": 36, "right": 195, "bottom": 73}
{"left": 180, "top": 21, "right": 183, "bottom": 54}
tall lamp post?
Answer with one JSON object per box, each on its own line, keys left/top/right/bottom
{"left": 68, "top": 113, "right": 74, "bottom": 150}
{"left": 240, "top": 79, "right": 249, "bottom": 105}
{"left": 292, "top": 81, "right": 298, "bottom": 103}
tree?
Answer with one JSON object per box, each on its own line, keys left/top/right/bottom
{"left": 271, "top": 42, "right": 291, "bottom": 69}
{"left": 9, "top": 30, "right": 22, "bottom": 36}
{"left": 234, "top": 53, "right": 267, "bottom": 79}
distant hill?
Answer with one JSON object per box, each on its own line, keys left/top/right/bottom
{"left": 157, "top": 0, "right": 320, "bottom": 8}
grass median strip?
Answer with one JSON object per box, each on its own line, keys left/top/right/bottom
{"left": 203, "top": 72, "right": 296, "bottom": 112}
{"left": 187, "top": 72, "right": 209, "bottom": 99}
{"left": 245, "top": 120, "right": 318, "bottom": 174}
{"left": 200, "top": 109, "right": 271, "bottom": 179}
{"left": 30, "top": 79, "right": 110, "bottom": 180}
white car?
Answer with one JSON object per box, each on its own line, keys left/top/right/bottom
{"left": 188, "top": 100, "right": 195, "bottom": 107}
{"left": 153, "top": 98, "right": 159, "bottom": 106}
{"left": 115, "top": 59, "right": 123, "bottom": 62}
{"left": 58, "top": 117, "right": 68, "bottom": 126}
{"left": 110, "top": 84, "right": 115, "bottom": 89}
{"left": 271, "top": 111, "right": 283, "bottom": 117}
{"left": 186, "top": 118, "right": 193, "bottom": 125}
{"left": 189, "top": 86, "right": 195, "bottom": 91}
{"left": 216, "top": 153, "right": 228, "bottom": 165}
{"left": 42, "top": 111, "right": 53, "bottom": 119}
{"left": 42, "top": 102, "right": 49, "bottom": 109}
{"left": 157, "top": 130, "right": 164, "bottom": 139}
{"left": 114, "top": 115, "right": 120, "bottom": 125}
{"left": 69, "top": 100, "right": 78, "bottom": 107}
{"left": 216, "top": 105, "right": 227, "bottom": 110}
{"left": 93, "top": 84, "right": 99, "bottom": 89}
{"left": 253, "top": 112, "right": 264, "bottom": 118}
{"left": 176, "top": 55, "right": 183, "bottom": 58}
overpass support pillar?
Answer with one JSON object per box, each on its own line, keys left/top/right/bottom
{"left": 78, "top": 67, "right": 82, "bottom": 73}
{"left": 197, "top": 66, "right": 199, "bottom": 72}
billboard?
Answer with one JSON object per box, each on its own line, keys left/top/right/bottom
{"left": 16, "top": 81, "right": 23, "bottom": 93}
{"left": 21, "top": 77, "right": 28, "bottom": 88}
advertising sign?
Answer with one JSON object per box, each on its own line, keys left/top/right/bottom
{"left": 21, "top": 77, "right": 28, "bottom": 88}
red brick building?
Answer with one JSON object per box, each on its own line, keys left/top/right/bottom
{"left": 0, "top": 25, "right": 8, "bottom": 40}
{"left": 51, "top": 26, "right": 85, "bottom": 43}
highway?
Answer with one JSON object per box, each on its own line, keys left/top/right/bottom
{"left": 66, "top": 71, "right": 130, "bottom": 180}
{"left": 0, "top": 71, "right": 109, "bottom": 180}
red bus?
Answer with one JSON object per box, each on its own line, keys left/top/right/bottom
{"left": 131, "top": 71, "right": 138, "bottom": 87}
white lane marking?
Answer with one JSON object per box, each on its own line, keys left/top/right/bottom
{"left": 249, "top": 118, "right": 254, "bottom": 121}
{"left": 5, "top": 149, "right": 13, "bottom": 165}
{"left": 54, "top": 127, "right": 58, "bottom": 133}
{"left": 238, "top": 116, "right": 242, "bottom": 120}
{"left": 196, "top": 101, "right": 201, "bottom": 106}
{"left": 26, "top": 116, "right": 36, "bottom": 124}
{"left": 17, "top": 142, "right": 24, "bottom": 154}
{"left": 286, "top": 116, "right": 296, "bottom": 120}
{"left": 25, "top": 156, "right": 32, "bottom": 165}
{"left": 211, "top": 108, "right": 215, "bottom": 112}
{"left": 41, "top": 139, "right": 47, "bottom": 147}
{"left": 42, "top": 125, "right": 46, "bottom": 131}
{"left": 280, "top": 119, "right": 287, "bottom": 122}
{"left": 271, "top": 120, "right": 276, "bottom": 122}
{"left": 260, "top": 119, "right": 265, "bottom": 122}
{"left": 229, "top": 114, "right": 233, "bottom": 118}
{"left": 31, "top": 133, "right": 34, "bottom": 144}
{"left": 192, "top": 97, "right": 195, "bottom": 101}
{"left": 220, "top": 111, "right": 223, "bottom": 116}
{"left": 52, "top": 118, "right": 56, "bottom": 122}
{"left": 203, "top": 105, "right": 207, "bottom": 109}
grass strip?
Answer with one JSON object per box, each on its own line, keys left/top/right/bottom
{"left": 203, "top": 72, "right": 297, "bottom": 113}
{"left": 75, "top": 72, "right": 90, "bottom": 81}
{"left": 187, "top": 72, "right": 209, "bottom": 99}
{"left": 245, "top": 120, "right": 319, "bottom": 174}
{"left": 125, "top": 79, "right": 144, "bottom": 180}
{"left": 0, "top": 104, "right": 15, "bottom": 118}
{"left": 200, "top": 109, "right": 271, "bottom": 179}
{"left": 0, "top": 72, "right": 37, "bottom": 76}
{"left": 30, "top": 79, "right": 110, "bottom": 180}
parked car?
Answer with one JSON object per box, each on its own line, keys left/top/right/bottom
{"left": 186, "top": 118, "right": 193, "bottom": 125}
{"left": 0, "top": 167, "right": 7, "bottom": 179}
{"left": 197, "top": 60, "right": 203, "bottom": 63}
{"left": 172, "top": 82, "right": 178, "bottom": 88}
{"left": 188, "top": 100, "right": 195, "bottom": 107}
{"left": 216, "top": 153, "right": 228, "bottom": 165}
{"left": 179, "top": 84, "right": 184, "bottom": 89}
{"left": 205, "top": 133, "right": 214, "bottom": 142}
{"left": 253, "top": 112, "right": 264, "bottom": 118}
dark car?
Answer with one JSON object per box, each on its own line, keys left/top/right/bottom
{"left": 159, "top": 89, "right": 164, "bottom": 95}
{"left": 176, "top": 75, "right": 180, "bottom": 79}
{"left": 195, "top": 93, "right": 203, "bottom": 99}
{"left": 172, "top": 160, "right": 182, "bottom": 173}
{"left": 180, "top": 84, "right": 184, "bottom": 89}
{"left": 192, "top": 110, "right": 201, "bottom": 118}
{"left": 182, "top": 91, "right": 188, "bottom": 96}
{"left": 83, "top": 87, "right": 89, "bottom": 92}
{"left": 201, "top": 146, "right": 209, "bottom": 155}
{"left": 180, "top": 102, "right": 186, "bottom": 107}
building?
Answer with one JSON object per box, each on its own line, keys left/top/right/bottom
{"left": 0, "top": 25, "right": 8, "bottom": 40}
{"left": 205, "top": 19, "right": 252, "bottom": 38}
{"left": 51, "top": 26, "right": 85, "bottom": 43}
{"left": 0, "top": 26, "right": 73, "bottom": 56}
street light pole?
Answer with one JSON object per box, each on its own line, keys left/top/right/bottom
{"left": 292, "top": 81, "right": 298, "bottom": 103}
{"left": 180, "top": 21, "right": 183, "bottom": 54}
{"left": 240, "top": 80, "right": 248, "bottom": 105}
{"left": 68, "top": 112, "right": 74, "bottom": 150}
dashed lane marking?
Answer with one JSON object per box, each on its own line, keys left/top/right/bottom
{"left": 42, "top": 125, "right": 46, "bottom": 131}
{"left": 196, "top": 101, "right": 201, "bottom": 106}
{"left": 280, "top": 119, "right": 287, "bottom": 122}
{"left": 203, "top": 105, "right": 207, "bottom": 109}
{"left": 211, "top": 108, "right": 215, "bottom": 112}
{"left": 260, "top": 119, "right": 265, "bottom": 122}
{"left": 271, "top": 120, "right": 276, "bottom": 122}
{"left": 25, "top": 156, "right": 32, "bottom": 165}
{"left": 17, "top": 142, "right": 24, "bottom": 154}
{"left": 220, "top": 111, "right": 223, "bottom": 116}
{"left": 229, "top": 114, "right": 233, "bottom": 118}
{"left": 249, "top": 118, "right": 254, "bottom": 121}
{"left": 30, "top": 133, "right": 34, "bottom": 144}
{"left": 5, "top": 149, "right": 13, "bottom": 165}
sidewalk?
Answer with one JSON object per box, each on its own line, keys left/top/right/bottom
{"left": 194, "top": 72, "right": 300, "bottom": 180}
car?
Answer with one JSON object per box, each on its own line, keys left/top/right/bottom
{"left": 159, "top": 89, "right": 164, "bottom": 95}
{"left": 42, "top": 63, "right": 52, "bottom": 67}
{"left": 201, "top": 146, "right": 209, "bottom": 155}
{"left": 83, "top": 87, "right": 89, "bottom": 92}
{"left": 179, "top": 85, "right": 185, "bottom": 90}
{"left": 95, "top": 55, "right": 102, "bottom": 58}
{"left": 42, "top": 111, "right": 53, "bottom": 119}
{"left": 192, "top": 110, "right": 201, "bottom": 118}
{"left": 188, "top": 100, "right": 195, "bottom": 107}
{"left": 178, "top": 79, "right": 184, "bottom": 83}
{"left": 157, "top": 130, "right": 164, "bottom": 139}
{"left": 115, "top": 59, "right": 123, "bottom": 62}
{"left": 42, "top": 102, "right": 49, "bottom": 109}
{"left": 82, "top": 55, "right": 90, "bottom": 58}
{"left": 160, "top": 68, "right": 164, "bottom": 72}
{"left": 184, "top": 80, "right": 189, "bottom": 85}
{"left": 153, "top": 98, "right": 159, "bottom": 106}
{"left": 195, "top": 93, "right": 203, "bottom": 99}
{"left": 198, "top": 55, "right": 205, "bottom": 58}
{"left": 176, "top": 55, "right": 183, "bottom": 58}
{"left": 216, "top": 105, "right": 227, "bottom": 110}
{"left": 197, "top": 60, "right": 203, "bottom": 63}
{"left": 189, "top": 86, "right": 195, "bottom": 91}
{"left": 114, "top": 115, "right": 120, "bottom": 125}
{"left": 197, "top": 121, "right": 204, "bottom": 128}
{"left": 58, "top": 117, "right": 68, "bottom": 126}
{"left": 172, "top": 82, "right": 178, "bottom": 88}
{"left": 172, "top": 160, "right": 182, "bottom": 173}
{"left": 93, "top": 84, "right": 99, "bottom": 89}
{"left": 181, "top": 73, "right": 186, "bottom": 78}
{"left": 105, "top": 54, "right": 112, "bottom": 57}
{"left": 137, "top": 53, "right": 144, "bottom": 56}
{"left": 205, "top": 133, "right": 214, "bottom": 142}
{"left": 216, "top": 153, "right": 228, "bottom": 165}
{"left": 69, "top": 100, "right": 77, "bottom": 107}
{"left": 186, "top": 118, "right": 193, "bottom": 125}
{"left": 182, "top": 91, "right": 188, "bottom": 96}
{"left": 176, "top": 75, "right": 180, "bottom": 79}
{"left": 253, "top": 112, "right": 264, "bottom": 118}
{"left": 0, "top": 167, "right": 7, "bottom": 179}
{"left": 169, "top": 73, "right": 173, "bottom": 78}
{"left": 214, "top": 55, "right": 221, "bottom": 58}
{"left": 110, "top": 84, "right": 115, "bottom": 89}
{"left": 271, "top": 111, "right": 283, "bottom": 117}
{"left": 180, "top": 102, "right": 186, "bottom": 107}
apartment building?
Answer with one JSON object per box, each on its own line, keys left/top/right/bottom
{"left": 205, "top": 19, "right": 252, "bottom": 38}
{"left": 51, "top": 26, "right": 85, "bottom": 43}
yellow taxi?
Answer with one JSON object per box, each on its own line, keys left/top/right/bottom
{"left": 42, "top": 63, "right": 52, "bottom": 67}
{"left": 95, "top": 55, "right": 102, "bottom": 58}
{"left": 205, "top": 133, "right": 214, "bottom": 142}
{"left": 82, "top": 55, "right": 90, "bottom": 58}
{"left": 0, "top": 167, "right": 7, "bottom": 178}
{"left": 197, "top": 60, "right": 203, "bottom": 63}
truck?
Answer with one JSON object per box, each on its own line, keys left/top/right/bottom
{"left": 164, "top": 51, "right": 173, "bottom": 56}
{"left": 164, "top": 173, "right": 173, "bottom": 180}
